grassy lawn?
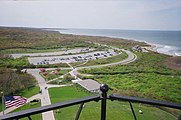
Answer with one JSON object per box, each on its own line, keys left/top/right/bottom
{"left": 12, "top": 102, "right": 42, "bottom": 120}
{"left": 18, "top": 86, "right": 40, "bottom": 98}
{"left": 70, "top": 51, "right": 128, "bottom": 67}
{"left": 49, "top": 85, "right": 176, "bottom": 120}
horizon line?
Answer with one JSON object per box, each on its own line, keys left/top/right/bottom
{"left": 0, "top": 25, "right": 181, "bottom": 32}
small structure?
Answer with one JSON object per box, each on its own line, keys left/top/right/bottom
{"left": 132, "top": 45, "right": 148, "bottom": 52}
{"left": 76, "top": 79, "right": 100, "bottom": 93}
{"left": 132, "top": 45, "right": 143, "bottom": 52}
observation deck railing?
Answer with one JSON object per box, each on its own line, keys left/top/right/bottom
{"left": 0, "top": 84, "right": 180, "bottom": 120}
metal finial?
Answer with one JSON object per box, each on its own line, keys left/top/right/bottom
{"left": 100, "top": 84, "right": 109, "bottom": 93}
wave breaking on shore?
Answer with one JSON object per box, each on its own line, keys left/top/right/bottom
{"left": 150, "top": 44, "right": 181, "bottom": 56}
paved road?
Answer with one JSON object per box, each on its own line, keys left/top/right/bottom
{"left": 69, "top": 49, "right": 136, "bottom": 78}
{"left": 27, "top": 69, "right": 55, "bottom": 120}
{"left": 11, "top": 48, "right": 94, "bottom": 58}
{"left": 77, "top": 49, "right": 136, "bottom": 69}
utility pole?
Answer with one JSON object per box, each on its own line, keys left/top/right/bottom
{"left": 1, "top": 91, "right": 4, "bottom": 115}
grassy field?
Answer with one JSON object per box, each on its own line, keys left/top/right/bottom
{"left": 70, "top": 51, "right": 128, "bottom": 67}
{"left": 18, "top": 86, "right": 40, "bottom": 98}
{"left": 49, "top": 85, "right": 176, "bottom": 120}
{"left": 0, "top": 27, "right": 92, "bottom": 50}
{"left": 12, "top": 102, "right": 42, "bottom": 120}
{"left": 0, "top": 27, "right": 147, "bottom": 52}
{"left": 79, "top": 52, "right": 181, "bottom": 103}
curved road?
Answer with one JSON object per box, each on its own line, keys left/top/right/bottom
{"left": 70, "top": 49, "right": 137, "bottom": 81}
{"left": 77, "top": 49, "right": 136, "bottom": 69}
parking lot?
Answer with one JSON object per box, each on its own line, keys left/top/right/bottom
{"left": 28, "top": 49, "right": 120, "bottom": 65}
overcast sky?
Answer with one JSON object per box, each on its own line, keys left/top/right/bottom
{"left": 0, "top": 0, "right": 181, "bottom": 30}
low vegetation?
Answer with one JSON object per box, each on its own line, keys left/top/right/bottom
{"left": 165, "top": 56, "right": 181, "bottom": 70}
{"left": 79, "top": 52, "right": 181, "bottom": 103}
{"left": 62, "top": 73, "right": 75, "bottom": 83}
{"left": 0, "top": 27, "right": 92, "bottom": 51}
{"left": 0, "top": 56, "right": 29, "bottom": 69}
{"left": 0, "top": 54, "right": 69, "bottom": 69}
{"left": 0, "top": 27, "right": 147, "bottom": 54}
{"left": 49, "top": 85, "right": 176, "bottom": 120}
{"left": 48, "top": 78, "right": 63, "bottom": 85}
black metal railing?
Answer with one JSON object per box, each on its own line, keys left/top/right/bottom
{"left": 0, "top": 84, "right": 181, "bottom": 120}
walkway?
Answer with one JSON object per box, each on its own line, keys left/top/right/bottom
{"left": 27, "top": 69, "right": 55, "bottom": 120}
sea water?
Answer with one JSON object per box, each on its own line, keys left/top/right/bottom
{"left": 55, "top": 28, "right": 181, "bottom": 56}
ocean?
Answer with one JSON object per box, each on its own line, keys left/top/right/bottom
{"left": 54, "top": 28, "right": 181, "bottom": 56}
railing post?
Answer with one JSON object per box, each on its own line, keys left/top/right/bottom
{"left": 75, "top": 103, "right": 84, "bottom": 120}
{"left": 129, "top": 102, "right": 137, "bottom": 120}
{"left": 100, "top": 84, "right": 109, "bottom": 120}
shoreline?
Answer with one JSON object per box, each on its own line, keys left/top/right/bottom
{"left": 55, "top": 30, "right": 180, "bottom": 57}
